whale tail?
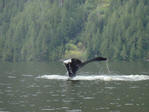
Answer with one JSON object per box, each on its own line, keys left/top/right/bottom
{"left": 63, "top": 57, "right": 107, "bottom": 77}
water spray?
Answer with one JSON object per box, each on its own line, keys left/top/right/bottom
{"left": 106, "top": 60, "right": 111, "bottom": 74}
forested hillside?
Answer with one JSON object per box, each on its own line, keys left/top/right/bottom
{"left": 0, "top": 0, "right": 149, "bottom": 62}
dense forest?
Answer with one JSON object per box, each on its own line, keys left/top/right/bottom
{"left": 0, "top": 0, "right": 149, "bottom": 62}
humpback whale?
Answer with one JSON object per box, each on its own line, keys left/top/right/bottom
{"left": 63, "top": 57, "right": 107, "bottom": 77}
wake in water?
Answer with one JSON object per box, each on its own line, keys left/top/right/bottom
{"left": 38, "top": 74, "right": 149, "bottom": 81}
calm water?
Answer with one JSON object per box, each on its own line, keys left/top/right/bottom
{"left": 0, "top": 61, "right": 149, "bottom": 112}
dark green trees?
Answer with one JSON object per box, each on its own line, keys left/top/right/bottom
{"left": 82, "top": 0, "right": 149, "bottom": 60}
{"left": 0, "top": 0, "right": 149, "bottom": 62}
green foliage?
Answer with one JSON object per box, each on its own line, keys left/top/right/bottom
{"left": 0, "top": 0, "right": 149, "bottom": 62}
{"left": 64, "top": 41, "right": 86, "bottom": 60}
{"left": 81, "top": 0, "right": 149, "bottom": 60}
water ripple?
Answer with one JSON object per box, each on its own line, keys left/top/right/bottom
{"left": 66, "top": 109, "right": 82, "bottom": 112}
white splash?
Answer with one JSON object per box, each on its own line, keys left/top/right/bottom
{"left": 38, "top": 74, "right": 149, "bottom": 81}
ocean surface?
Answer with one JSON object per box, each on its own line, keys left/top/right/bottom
{"left": 0, "top": 61, "right": 149, "bottom": 112}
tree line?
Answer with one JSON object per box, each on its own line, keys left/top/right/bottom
{"left": 0, "top": 0, "right": 149, "bottom": 62}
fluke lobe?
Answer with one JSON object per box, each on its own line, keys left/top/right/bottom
{"left": 63, "top": 57, "right": 107, "bottom": 77}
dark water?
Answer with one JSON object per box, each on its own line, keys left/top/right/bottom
{"left": 0, "top": 61, "right": 149, "bottom": 112}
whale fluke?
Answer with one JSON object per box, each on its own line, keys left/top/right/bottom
{"left": 63, "top": 57, "right": 107, "bottom": 77}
